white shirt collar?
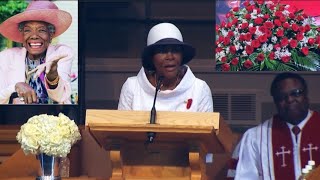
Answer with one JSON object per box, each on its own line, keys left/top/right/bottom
{"left": 287, "top": 109, "right": 313, "bottom": 130}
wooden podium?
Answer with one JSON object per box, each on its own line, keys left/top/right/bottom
{"left": 306, "top": 165, "right": 320, "bottom": 179}
{"left": 86, "top": 110, "right": 235, "bottom": 180}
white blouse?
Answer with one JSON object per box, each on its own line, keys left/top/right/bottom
{"left": 118, "top": 65, "right": 213, "bottom": 112}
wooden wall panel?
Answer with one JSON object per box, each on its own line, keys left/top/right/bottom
{"left": 0, "top": 126, "right": 20, "bottom": 164}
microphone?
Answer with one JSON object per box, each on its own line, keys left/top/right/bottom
{"left": 150, "top": 75, "right": 163, "bottom": 124}
{"left": 147, "top": 75, "right": 163, "bottom": 143}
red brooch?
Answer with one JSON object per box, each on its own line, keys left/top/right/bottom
{"left": 186, "top": 98, "right": 193, "bottom": 109}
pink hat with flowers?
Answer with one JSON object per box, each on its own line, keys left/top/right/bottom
{"left": 0, "top": 1, "right": 72, "bottom": 43}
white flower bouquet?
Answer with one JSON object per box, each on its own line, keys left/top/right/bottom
{"left": 16, "top": 113, "right": 81, "bottom": 157}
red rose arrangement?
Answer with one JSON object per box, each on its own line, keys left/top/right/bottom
{"left": 215, "top": 0, "right": 320, "bottom": 71}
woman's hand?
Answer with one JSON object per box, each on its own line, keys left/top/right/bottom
{"left": 45, "top": 56, "right": 60, "bottom": 81}
{"left": 27, "top": 54, "right": 67, "bottom": 80}
{"left": 15, "top": 82, "right": 37, "bottom": 104}
{"left": 12, "top": 97, "right": 25, "bottom": 104}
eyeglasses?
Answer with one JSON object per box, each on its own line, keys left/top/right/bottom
{"left": 274, "top": 89, "right": 305, "bottom": 102}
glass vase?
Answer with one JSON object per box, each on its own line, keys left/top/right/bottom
{"left": 36, "top": 153, "right": 61, "bottom": 180}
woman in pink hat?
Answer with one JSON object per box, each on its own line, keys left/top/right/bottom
{"left": 118, "top": 23, "right": 213, "bottom": 112}
{"left": 0, "top": 1, "right": 74, "bottom": 104}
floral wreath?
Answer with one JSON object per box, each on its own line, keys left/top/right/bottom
{"left": 215, "top": 0, "right": 320, "bottom": 71}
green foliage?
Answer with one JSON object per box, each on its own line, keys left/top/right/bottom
{"left": 0, "top": 0, "right": 28, "bottom": 23}
{"left": 290, "top": 50, "right": 320, "bottom": 71}
{"left": 0, "top": 0, "right": 27, "bottom": 50}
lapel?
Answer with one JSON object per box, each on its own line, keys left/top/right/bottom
{"left": 300, "top": 111, "right": 320, "bottom": 168}
{"left": 45, "top": 44, "right": 54, "bottom": 63}
{"left": 271, "top": 116, "right": 295, "bottom": 180}
{"left": 9, "top": 47, "right": 27, "bottom": 85}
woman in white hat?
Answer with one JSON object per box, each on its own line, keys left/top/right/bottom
{"left": 0, "top": 1, "right": 74, "bottom": 104}
{"left": 118, "top": 22, "right": 213, "bottom": 112}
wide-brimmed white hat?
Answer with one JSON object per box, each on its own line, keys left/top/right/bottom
{"left": 0, "top": 1, "right": 72, "bottom": 43}
{"left": 142, "top": 23, "right": 195, "bottom": 71}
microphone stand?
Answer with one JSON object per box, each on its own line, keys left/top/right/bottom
{"left": 146, "top": 75, "right": 163, "bottom": 144}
